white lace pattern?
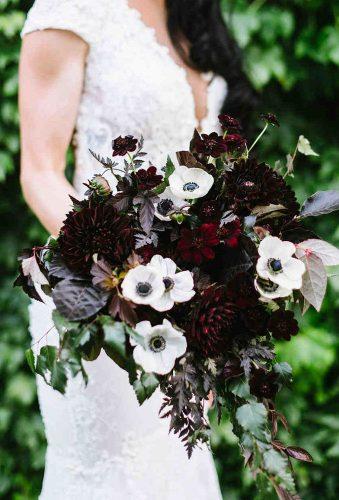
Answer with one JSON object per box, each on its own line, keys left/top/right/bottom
{"left": 22, "top": 1, "right": 226, "bottom": 498}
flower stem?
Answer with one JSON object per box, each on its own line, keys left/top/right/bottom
{"left": 248, "top": 123, "right": 268, "bottom": 153}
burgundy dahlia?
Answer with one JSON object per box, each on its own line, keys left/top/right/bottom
{"left": 112, "top": 135, "right": 138, "bottom": 156}
{"left": 188, "top": 285, "right": 237, "bottom": 357}
{"left": 218, "top": 114, "right": 242, "bottom": 132}
{"left": 268, "top": 310, "right": 299, "bottom": 341}
{"left": 178, "top": 223, "right": 220, "bottom": 265}
{"left": 133, "top": 166, "right": 163, "bottom": 191}
{"left": 59, "top": 204, "right": 134, "bottom": 273}
{"left": 194, "top": 132, "right": 228, "bottom": 158}
{"left": 249, "top": 368, "right": 279, "bottom": 400}
{"left": 223, "top": 159, "right": 299, "bottom": 216}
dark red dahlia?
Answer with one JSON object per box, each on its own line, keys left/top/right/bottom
{"left": 133, "top": 166, "right": 163, "bottom": 191}
{"left": 112, "top": 135, "right": 138, "bottom": 156}
{"left": 224, "top": 134, "right": 247, "bottom": 154}
{"left": 136, "top": 244, "right": 157, "bottom": 264}
{"left": 223, "top": 159, "right": 299, "bottom": 217}
{"left": 59, "top": 204, "right": 134, "bottom": 273}
{"left": 249, "top": 368, "right": 279, "bottom": 400}
{"left": 194, "top": 132, "right": 228, "bottom": 158}
{"left": 188, "top": 285, "right": 237, "bottom": 357}
{"left": 268, "top": 309, "right": 299, "bottom": 341}
{"left": 218, "top": 114, "right": 242, "bottom": 132}
{"left": 178, "top": 223, "right": 219, "bottom": 265}
{"left": 218, "top": 218, "right": 242, "bottom": 248}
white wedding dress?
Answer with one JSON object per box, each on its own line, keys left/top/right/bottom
{"left": 22, "top": 1, "right": 226, "bottom": 499}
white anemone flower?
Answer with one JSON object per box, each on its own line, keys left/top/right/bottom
{"left": 169, "top": 165, "right": 214, "bottom": 200}
{"left": 255, "top": 277, "right": 293, "bottom": 300}
{"left": 132, "top": 319, "right": 187, "bottom": 375}
{"left": 154, "top": 187, "right": 187, "bottom": 221}
{"left": 256, "top": 236, "right": 306, "bottom": 290}
{"left": 121, "top": 265, "right": 165, "bottom": 305}
{"left": 147, "top": 255, "right": 195, "bottom": 312}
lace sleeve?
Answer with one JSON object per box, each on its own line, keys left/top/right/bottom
{"left": 21, "top": 0, "right": 108, "bottom": 45}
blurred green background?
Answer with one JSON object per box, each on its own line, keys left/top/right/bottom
{"left": 0, "top": 0, "right": 338, "bottom": 498}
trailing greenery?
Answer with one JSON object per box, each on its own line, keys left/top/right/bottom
{"left": 0, "top": 0, "right": 338, "bottom": 498}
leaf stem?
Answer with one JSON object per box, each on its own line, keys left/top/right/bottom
{"left": 248, "top": 123, "right": 268, "bottom": 153}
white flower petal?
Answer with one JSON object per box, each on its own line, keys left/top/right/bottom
{"left": 173, "top": 271, "right": 194, "bottom": 291}
{"left": 258, "top": 236, "right": 282, "bottom": 257}
{"left": 135, "top": 321, "right": 152, "bottom": 337}
{"left": 121, "top": 265, "right": 165, "bottom": 304}
{"left": 254, "top": 278, "right": 292, "bottom": 299}
{"left": 150, "top": 292, "right": 174, "bottom": 312}
{"left": 169, "top": 165, "right": 214, "bottom": 200}
{"left": 269, "top": 271, "right": 302, "bottom": 290}
{"left": 282, "top": 257, "right": 306, "bottom": 279}
{"left": 170, "top": 288, "right": 195, "bottom": 303}
{"left": 256, "top": 257, "right": 270, "bottom": 279}
{"left": 149, "top": 255, "right": 176, "bottom": 277}
{"left": 274, "top": 241, "right": 296, "bottom": 263}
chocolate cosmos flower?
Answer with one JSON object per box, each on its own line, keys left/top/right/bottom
{"left": 134, "top": 166, "right": 163, "bottom": 191}
{"left": 249, "top": 368, "right": 279, "bottom": 400}
{"left": 112, "top": 135, "right": 138, "bottom": 156}
{"left": 194, "top": 132, "right": 228, "bottom": 158}
{"left": 268, "top": 309, "right": 299, "bottom": 341}
{"left": 218, "top": 114, "right": 242, "bottom": 132}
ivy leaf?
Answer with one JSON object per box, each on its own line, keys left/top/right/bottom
{"left": 50, "top": 361, "right": 67, "bottom": 394}
{"left": 25, "top": 348, "right": 35, "bottom": 374}
{"left": 229, "top": 379, "right": 251, "bottom": 399}
{"left": 297, "top": 135, "right": 319, "bottom": 156}
{"left": 297, "top": 239, "right": 339, "bottom": 266}
{"left": 52, "top": 280, "right": 109, "bottom": 321}
{"left": 300, "top": 190, "right": 339, "bottom": 218}
{"left": 274, "top": 362, "right": 293, "bottom": 384}
{"left": 133, "top": 372, "right": 159, "bottom": 405}
{"left": 236, "top": 402, "right": 267, "bottom": 438}
{"left": 101, "top": 318, "right": 127, "bottom": 368}
{"left": 299, "top": 253, "right": 327, "bottom": 311}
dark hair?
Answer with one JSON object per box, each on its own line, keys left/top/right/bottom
{"left": 166, "top": 0, "right": 257, "bottom": 124}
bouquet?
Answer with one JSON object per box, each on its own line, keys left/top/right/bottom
{"left": 16, "top": 113, "right": 339, "bottom": 498}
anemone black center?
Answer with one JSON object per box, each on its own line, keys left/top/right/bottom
{"left": 158, "top": 199, "right": 174, "bottom": 216}
{"left": 257, "top": 278, "right": 279, "bottom": 293}
{"left": 183, "top": 182, "right": 199, "bottom": 192}
{"left": 163, "top": 277, "right": 174, "bottom": 291}
{"left": 136, "top": 282, "right": 153, "bottom": 297}
{"left": 268, "top": 258, "right": 283, "bottom": 273}
{"left": 149, "top": 335, "right": 166, "bottom": 353}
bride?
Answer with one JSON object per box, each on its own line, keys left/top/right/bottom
{"left": 19, "top": 1, "right": 254, "bottom": 498}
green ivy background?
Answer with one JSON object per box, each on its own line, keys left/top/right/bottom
{"left": 0, "top": 0, "right": 338, "bottom": 498}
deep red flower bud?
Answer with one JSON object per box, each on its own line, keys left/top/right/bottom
{"left": 218, "top": 114, "right": 242, "bottom": 132}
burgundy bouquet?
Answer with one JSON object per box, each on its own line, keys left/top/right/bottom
{"left": 16, "top": 115, "right": 339, "bottom": 498}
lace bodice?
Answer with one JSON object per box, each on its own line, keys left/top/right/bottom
{"left": 22, "top": 1, "right": 225, "bottom": 498}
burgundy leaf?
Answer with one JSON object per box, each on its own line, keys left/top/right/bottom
{"left": 285, "top": 446, "right": 313, "bottom": 463}
{"left": 139, "top": 197, "right": 155, "bottom": 234}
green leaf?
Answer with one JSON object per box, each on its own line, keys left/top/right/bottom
{"left": 229, "top": 379, "right": 251, "bottom": 399}
{"left": 52, "top": 309, "right": 79, "bottom": 338}
{"left": 297, "top": 135, "right": 319, "bottom": 157}
{"left": 133, "top": 372, "right": 159, "bottom": 405}
{"left": 125, "top": 324, "right": 146, "bottom": 349}
{"left": 236, "top": 402, "right": 267, "bottom": 439}
{"left": 101, "top": 318, "right": 127, "bottom": 368}
{"left": 164, "top": 155, "right": 175, "bottom": 178}
{"left": 50, "top": 362, "right": 67, "bottom": 395}
{"left": 273, "top": 362, "right": 293, "bottom": 384}
{"left": 25, "top": 348, "right": 35, "bottom": 374}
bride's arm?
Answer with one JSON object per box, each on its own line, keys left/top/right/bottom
{"left": 19, "top": 29, "right": 88, "bottom": 236}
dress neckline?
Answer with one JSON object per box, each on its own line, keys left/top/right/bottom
{"left": 124, "top": 0, "right": 214, "bottom": 132}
